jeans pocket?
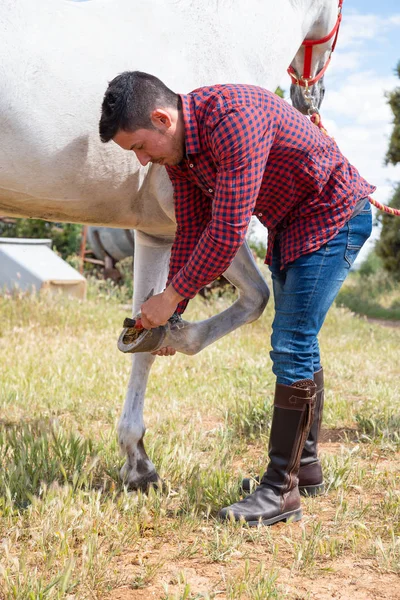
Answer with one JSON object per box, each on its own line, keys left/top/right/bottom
{"left": 344, "top": 203, "right": 373, "bottom": 268}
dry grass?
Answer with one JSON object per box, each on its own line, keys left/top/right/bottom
{"left": 0, "top": 278, "right": 399, "bottom": 599}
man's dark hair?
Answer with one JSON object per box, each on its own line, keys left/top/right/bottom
{"left": 99, "top": 71, "right": 180, "bottom": 143}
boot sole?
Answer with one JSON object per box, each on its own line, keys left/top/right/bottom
{"left": 241, "top": 478, "right": 325, "bottom": 497}
{"left": 246, "top": 508, "right": 303, "bottom": 527}
{"left": 299, "top": 482, "right": 325, "bottom": 496}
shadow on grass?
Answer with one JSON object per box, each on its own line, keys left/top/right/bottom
{"left": 356, "top": 412, "right": 400, "bottom": 448}
{"left": 320, "top": 427, "right": 360, "bottom": 443}
{"left": 0, "top": 419, "right": 122, "bottom": 510}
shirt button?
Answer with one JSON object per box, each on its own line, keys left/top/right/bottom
{"left": 189, "top": 163, "right": 194, "bottom": 168}
{"left": 258, "top": 212, "right": 263, "bottom": 217}
{"left": 208, "top": 188, "right": 213, "bottom": 193}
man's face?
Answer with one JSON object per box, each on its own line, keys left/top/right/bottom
{"left": 113, "top": 116, "right": 185, "bottom": 167}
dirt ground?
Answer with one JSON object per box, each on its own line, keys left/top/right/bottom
{"left": 105, "top": 434, "right": 400, "bottom": 600}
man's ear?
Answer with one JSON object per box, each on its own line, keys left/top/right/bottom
{"left": 151, "top": 109, "right": 173, "bottom": 132}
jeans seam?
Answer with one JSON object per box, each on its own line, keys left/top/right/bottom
{"left": 285, "top": 245, "right": 329, "bottom": 377}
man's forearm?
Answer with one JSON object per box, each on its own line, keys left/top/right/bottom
{"left": 164, "top": 283, "right": 185, "bottom": 306}
{"left": 140, "top": 284, "right": 185, "bottom": 329}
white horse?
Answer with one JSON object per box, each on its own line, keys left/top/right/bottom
{"left": 0, "top": 0, "right": 341, "bottom": 490}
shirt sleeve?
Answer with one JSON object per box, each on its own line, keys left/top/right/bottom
{"left": 166, "top": 166, "right": 212, "bottom": 313}
{"left": 170, "top": 105, "right": 274, "bottom": 304}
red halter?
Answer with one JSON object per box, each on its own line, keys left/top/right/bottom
{"left": 288, "top": 0, "right": 343, "bottom": 87}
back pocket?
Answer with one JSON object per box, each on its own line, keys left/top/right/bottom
{"left": 344, "top": 203, "right": 373, "bottom": 267}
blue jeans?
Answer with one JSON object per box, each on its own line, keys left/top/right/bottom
{"left": 269, "top": 200, "right": 372, "bottom": 385}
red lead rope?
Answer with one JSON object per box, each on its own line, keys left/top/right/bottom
{"left": 368, "top": 198, "right": 400, "bottom": 217}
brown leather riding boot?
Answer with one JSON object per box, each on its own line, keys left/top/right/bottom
{"left": 241, "top": 368, "right": 325, "bottom": 497}
{"left": 298, "top": 367, "right": 325, "bottom": 496}
{"left": 219, "top": 379, "right": 316, "bottom": 526}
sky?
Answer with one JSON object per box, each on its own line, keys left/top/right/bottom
{"left": 278, "top": 0, "right": 400, "bottom": 263}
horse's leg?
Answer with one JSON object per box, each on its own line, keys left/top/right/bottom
{"left": 165, "top": 241, "right": 270, "bottom": 354}
{"left": 118, "top": 230, "right": 172, "bottom": 490}
{"left": 119, "top": 240, "right": 270, "bottom": 356}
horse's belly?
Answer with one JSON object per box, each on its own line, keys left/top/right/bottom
{"left": 0, "top": 163, "right": 176, "bottom": 233}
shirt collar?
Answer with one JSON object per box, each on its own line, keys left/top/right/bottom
{"left": 179, "top": 93, "right": 201, "bottom": 156}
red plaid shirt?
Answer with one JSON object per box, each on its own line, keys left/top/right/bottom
{"left": 166, "top": 84, "right": 375, "bottom": 313}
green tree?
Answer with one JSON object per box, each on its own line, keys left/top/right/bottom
{"left": 385, "top": 62, "right": 400, "bottom": 166}
{"left": 375, "top": 185, "right": 400, "bottom": 280}
{"left": 375, "top": 61, "right": 400, "bottom": 280}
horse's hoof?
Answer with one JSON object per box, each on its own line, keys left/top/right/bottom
{"left": 118, "top": 320, "right": 166, "bottom": 354}
{"left": 125, "top": 471, "right": 164, "bottom": 493}
{"left": 117, "top": 313, "right": 183, "bottom": 354}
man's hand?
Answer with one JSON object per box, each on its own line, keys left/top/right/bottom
{"left": 151, "top": 346, "right": 177, "bottom": 357}
{"left": 140, "top": 285, "right": 184, "bottom": 329}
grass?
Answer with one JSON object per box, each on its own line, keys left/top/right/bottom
{"left": 336, "top": 269, "right": 400, "bottom": 320}
{"left": 0, "top": 274, "right": 400, "bottom": 599}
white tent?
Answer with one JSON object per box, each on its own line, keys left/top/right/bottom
{"left": 0, "top": 238, "right": 86, "bottom": 299}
